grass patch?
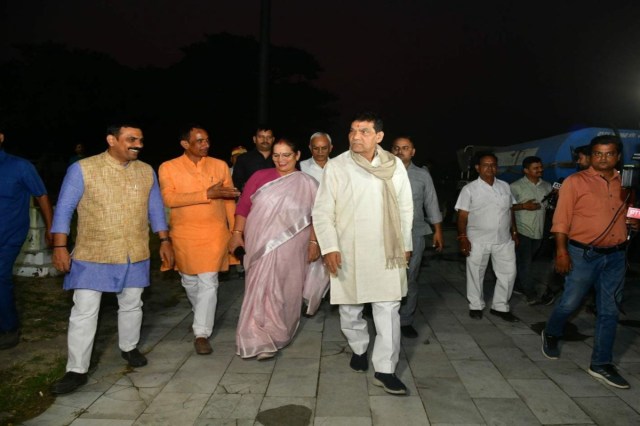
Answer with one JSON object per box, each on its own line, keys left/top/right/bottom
{"left": 0, "top": 357, "right": 66, "bottom": 425}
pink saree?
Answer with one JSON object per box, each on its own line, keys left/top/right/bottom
{"left": 236, "top": 172, "right": 329, "bottom": 358}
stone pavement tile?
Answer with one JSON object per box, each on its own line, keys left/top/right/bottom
{"left": 134, "top": 391, "right": 210, "bottom": 425}
{"left": 266, "top": 357, "right": 320, "bottom": 397}
{"left": 79, "top": 384, "right": 148, "bottom": 420}
{"left": 256, "top": 396, "right": 315, "bottom": 425}
{"left": 574, "top": 397, "right": 640, "bottom": 426}
{"left": 417, "top": 377, "right": 484, "bottom": 424}
{"left": 210, "top": 316, "right": 239, "bottom": 343}
{"left": 369, "top": 395, "right": 429, "bottom": 425}
{"left": 433, "top": 331, "right": 487, "bottom": 361}
{"left": 300, "top": 308, "right": 326, "bottom": 332}
{"left": 604, "top": 372, "right": 640, "bottom": 413}
{"left": 474, "top": 397, "right": 541, "bottom": 426}
{"left": 426, "top": 316, "right": 468, "bottom": 335}
{"left": 402, "top": 332, "right": 444, "bottom": 356}
{"left": 114, "top": 374, "right": 166, "bottom": 405}
{"left": 409, "top": 352, "right": 458, "bottom": 382}
{"left": 559, "top": 340, "right": 594, "bottom": 367}
{"left": 281, "top": 328, "right": 322, "bottom": 359}
{"left": 322, "top": 309, "right": 347, "bottom": 342}
{"left": 314, "top": 417, "right": 372, "bottom": 425}
{"left": 23, "top": 403, "right": 83, "bottom": 425}
{"left": 508, "top": 378, "right": 592, "bottom": 424}
{"left": 320, "top": 343, "right": 355, "bottom": 375}
{"left": 194, "top": 419, "right": 254, "bottom": 426}
{"left": 214, "top": 372, "right": 270, "bottom": 395}
{"left": 542, "top": 366, "right": 613, "bottom": 397}
{"left": 488, "top": 318, "right": 534, "bottom": 336}
{"left": 71, "top": 420, "right": 134, "bottom": 425}
{"left": 144, "top": 305, "right": 192, "bottom": 328}
{"left": 451, "top": 360, "right": 518, "bottom": 398}
{"left": 511, "top": 334, "right": 550, "bottom": 362}
{"left": 157, "top": 314, "right": 193, "bottom": 342}
{"left": 463, "top": 323, "right": 518, "bottom": 350}
{"left": 199, "top": 394, "right": 263, "bottom": 420}
{"left": 619, "top": 361, "right": 640, "bottom": 381}
{"left": 52, "top": 390, "right": 103, "bottom": 410}
{"left": 484, "top": 347, "right": 546, "bottom": 379}
{"left": 315, "top": 370, "right": 369, "bottom": 417}
{"left": 163, "top": 351, "right": 232, "bottom": 393}
{"left": 321, "top": 340, "right": 349, "bottom": 358}
{"left": 226, "top": 354, "right": 276, "bottom": 374}
{"left": 138, "top": 326, "right": 177, "bottom": 349}
{"left": 144, "top": 339, "right": 193, "bottom": 368}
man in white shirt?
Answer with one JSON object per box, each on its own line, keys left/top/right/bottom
{"left": 300, "top": 132, "right": 332, "bottom": 182}
{"left": 455, "top": 152, "right": 519, "bottom": 322}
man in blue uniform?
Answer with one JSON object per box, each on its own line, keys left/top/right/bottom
{"left": 0, "top": 128, "right": 53, "bottom": 350}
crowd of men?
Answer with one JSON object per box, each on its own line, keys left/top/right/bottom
{"left": 0, "top": 118, "right": 635, "bottom": 397}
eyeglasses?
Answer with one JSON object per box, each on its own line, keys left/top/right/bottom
{"left": 311, "top": 146, "right": 329, "bottom": 152}
{"left": 272, "top": 152, "right": 295, "bottom": 159}
{"left": 592, "top": 151, "right": 617, "bottom": 159}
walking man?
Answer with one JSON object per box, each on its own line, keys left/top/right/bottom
{"left": 159, "top": 125, "right": 239, "bottom": 355}
{"left": 313, "top": 112, "right": 413, "bottom": 395}
{"left": 50, "top": 123, "right": 174, "bottom": 394}
{"left": 300, "top": 132, "right": 333, "bottom": 182}
{"left": 391, "top": 137, "right": 443, "bottom": 338}
{"left": 0, "top": 128, "right": 53, "bottom": 350}
{"left": 542, "top": 135, "right": 633, "bottom": 389}
{"left": 455, "top": 152, "right": 519, "bottom": 322}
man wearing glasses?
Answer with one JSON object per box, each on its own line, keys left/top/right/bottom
{"left": 542, "top": 135, "right": 635, "bottom": 389}
{"left": 300, "top": 132, "right": 333, "bottom": 182}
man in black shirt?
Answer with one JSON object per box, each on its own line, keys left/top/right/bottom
{"left": 232, "top": 125, "right": 275, "bottom": 190}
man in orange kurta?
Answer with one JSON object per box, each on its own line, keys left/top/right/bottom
{"left": 159, "top": 125, "right": 240, "bottom": 355}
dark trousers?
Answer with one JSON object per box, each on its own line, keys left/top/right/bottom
{"left": 0, "top": 244, "right": 23, "bottom": 332}
{"left": 515, "top": 234, "right": 542, "bottom": 300}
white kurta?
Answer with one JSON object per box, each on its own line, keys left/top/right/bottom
{"left": 312, "top": 150, "right": 413, "bottom": 304}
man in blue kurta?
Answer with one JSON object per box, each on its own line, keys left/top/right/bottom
{"left": 49, "top": 123, "right": 174, "bottom": 395}
{"left": 0, "top": 129, "right": 53, "bottom": 350}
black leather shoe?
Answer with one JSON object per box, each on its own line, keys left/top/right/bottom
{"left": 373, "top": 372, "right": 407, "bottom": 395}
{"left": 489, "top": 309, "right": 520, "bottom": 322}
{"left": 50, "top": 372, "right": 88, "bottom": 395}
{"left": 0, "top": 330, "right": 19, "bottom": 350}
{"left": 121, "top": 348, "right": 148, "bottom": 367}
{"left": 469, "top": 309, "right": 483, "bottom": 320}
{"left": 350, "top": 352, "right": 368, "bottom": 372}
{"left": 400, "top": 325, "right": 418, "bottom": 338}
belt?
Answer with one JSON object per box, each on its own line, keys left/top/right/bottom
{"left": 569, "top": 239, "right": 627, "bottom": 254}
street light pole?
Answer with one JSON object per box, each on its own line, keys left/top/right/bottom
{"left": 258, "top": 0, "right": 270, "bottom": 124}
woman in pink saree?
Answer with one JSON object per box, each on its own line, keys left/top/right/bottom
{"left": 229, "top": 138, "right": 329, "bottom": 360}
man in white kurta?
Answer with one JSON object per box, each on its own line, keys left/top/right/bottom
{"left": 313, "top": 113, "right": 413, "bottom": 395}
{"left": 300, "top": 132, "right": 333, "bottom": 182}
{"left": 455, "top": 153, "right": 519, "bottom": 322}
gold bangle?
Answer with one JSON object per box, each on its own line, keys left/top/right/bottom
{"left": 309, "top": 240, "right": 319, "bottom": 245}
{"left": 232, "top": 230, "right": 243, "bottom": 234}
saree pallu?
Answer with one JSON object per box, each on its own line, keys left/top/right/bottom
{"left": 236, "top": 172, "right": 329, "bottom": 358}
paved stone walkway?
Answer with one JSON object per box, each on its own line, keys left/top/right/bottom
{"left": 26, "top": 228, "right": 640, "bottom": 425}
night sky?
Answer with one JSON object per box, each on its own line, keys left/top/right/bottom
{"left": 2, "top": 0, "right": 640, "bottom": 169}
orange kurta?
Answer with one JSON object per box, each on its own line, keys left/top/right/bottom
{"left": 159, "top": 154, "right": 236, "bottom": 274}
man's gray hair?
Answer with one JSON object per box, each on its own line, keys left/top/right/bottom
{"left": 309, "top": 132, "right": 332, "bottom": 145}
